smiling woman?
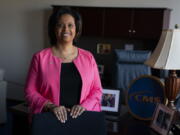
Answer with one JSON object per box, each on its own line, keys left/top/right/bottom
{"left": 55, "top": 14, "right": 76, "bottom": 44}
{"left": 24, "top": 7, "right": 102, "bottom": 124}
{"left": 48, "top": 7, "right": 82, "bottom": 46}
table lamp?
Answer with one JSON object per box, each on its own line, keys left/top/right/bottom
{"left": 145, "top": 24, "right": 180, "bottom": 109}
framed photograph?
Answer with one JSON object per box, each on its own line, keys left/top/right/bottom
{"left": 98, "top": 65, "right": 104, "bottom": 75}
{"left": 101, "top": 89, "right": 120, "bottom": 112}
{"left": 150, "top": 104, "right": 176, "bottom": 135}
{"left": 97, "top": 43, "right": 111, "bottom": 54}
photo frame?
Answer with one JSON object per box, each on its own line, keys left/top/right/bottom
{"left": 101, "top": 89, "right": 120, "bottom": 112}
{"left": 97, "top": 43, "right": 111, "bottom": 54}
{"left": 98, "top": 65, "right": 104, "bottom": 75}
{"left": 150, "top": 104, "right": 176, "bottom": 135}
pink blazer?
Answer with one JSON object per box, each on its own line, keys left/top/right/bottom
{"left": 24, "top": 48, "right": 102, "bottom": 114}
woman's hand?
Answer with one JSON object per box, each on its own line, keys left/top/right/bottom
{"left": 70, "top": 105, "right": 86, "bottom": 118}
{"left": 52, "top": 106, "right": 68, "bottom": 123}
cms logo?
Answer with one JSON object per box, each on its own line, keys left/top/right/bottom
{"left": 128, "top": 91, "right": 162, "bottom": 103}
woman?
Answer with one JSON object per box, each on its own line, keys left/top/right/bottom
{"left": 24, "top": 7, "right": 102, "bottom": 123}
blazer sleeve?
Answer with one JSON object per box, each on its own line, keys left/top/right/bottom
{"left": 24, "top": 55, "right": 48, "bottom": 114}
{"left": 81, "top": 55, "right": 102, "bottom": 111}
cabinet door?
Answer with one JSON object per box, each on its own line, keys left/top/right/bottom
{"left": 78, "top": 7, "right": 104, "bottom": 37}
{"left": 132, "top": 9, "right": 164, "bottom": 39}
{"left": 104, "top": 8, "right": 132, "bottom": 38}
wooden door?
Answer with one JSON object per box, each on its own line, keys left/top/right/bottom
{"left": 104, "top": 8, "right": 133, "bottom": 38}
{"left": 78, "top": 7, "right": 104, "bottom": 37}
{"left": 132, "top": 9, "right": 165, "bottom": 39}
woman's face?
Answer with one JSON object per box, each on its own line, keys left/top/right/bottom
{"left": 55, "top": 14, "right": 76, "bottom": 44}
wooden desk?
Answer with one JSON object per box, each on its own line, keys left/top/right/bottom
{"left": 10, "top": 102, "right": 28, "bottom": 115}
{"left": 106, "top": 113, "right": 159, "bottom": 135}
{"left": 9, "top": 104, "right": 157, "bottom": 135}
{"left": 9, "top": 102, "right": 29, "bottom": 135}
{"left": 9, "top": 103, "right": 180, "bottom": 135}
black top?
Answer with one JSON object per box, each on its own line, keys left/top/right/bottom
{"left": 60, "top": 62, "right": 82, "bottom": 108}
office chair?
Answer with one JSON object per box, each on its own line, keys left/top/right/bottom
{"left": 31, "top": 111, "right": 107, "bottom": 135}
{"left": 112, "top": 50, "right": 151, "bottom": 104}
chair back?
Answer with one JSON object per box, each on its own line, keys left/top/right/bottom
{"left": 112, "top": 50, "right": 151, "bottom": 103}
{"left": 31, "top": 111, "right": 107, "bottom": 135}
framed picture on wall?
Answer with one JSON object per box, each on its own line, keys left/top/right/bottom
{"left": 101, "top": 89, "right": 120, "bottom": 112}
{"left": 97, "top": 43, "right": 111, "bottom": 54}
{"left": 150, "top": 104, "right": 176, "bottom": 135}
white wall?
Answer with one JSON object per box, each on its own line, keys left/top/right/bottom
{"left": 0, "top": 0, "right": 180, "bottom": 100}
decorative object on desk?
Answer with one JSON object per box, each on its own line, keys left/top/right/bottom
{"left": 98, "top": 64, "right": 104, "bottom": 75}
{"left": 97, "top": 43, "right": 111, "bottom": 54}
{"left": 101, "top": 89, "right": 120, "bottom": 112}
{"left": 127, "top": 75, "right": 165, "bottom": 120}
{"left": 145, "top": 24, "right": 180, "bottom": 109}
{"left": 151, "top": 104, "right": 176, "bottom": 135}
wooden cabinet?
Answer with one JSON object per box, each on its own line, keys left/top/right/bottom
{"left": 131, "top": 8, "right": 170, "bottom": 39}
{"left": 52, "top": 6, "right": 171, "bottom": 40}
{"left": 77, "top": 7, "right": 104, "bottom": 37}
{"left": 104, "top": 8, "right": 132, "bottom": 38}
{"left": 104, "top": 8, "right": 170, "bottom": 39}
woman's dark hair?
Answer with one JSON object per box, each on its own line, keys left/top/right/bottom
{"left": 48, "top": 7, "right": 82, "bottom": 46}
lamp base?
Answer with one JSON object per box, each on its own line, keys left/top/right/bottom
{"left": 165, "top": 70, "right": 180, "bottom": 110}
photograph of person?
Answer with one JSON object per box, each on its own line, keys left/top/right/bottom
{"left": 156, "top": 109, "right": 171, "bottom": 130}
{"left": 151, "top": 104, "right": 176, "bottom": 135}
{"left": 102, "top": 94, "right": 115, "bottom": 107}
{"left": 101, "top": 89, "right": 120, "bottom": 112}
{"left": 24, "top": 7, "right": 102, "bottom": 123}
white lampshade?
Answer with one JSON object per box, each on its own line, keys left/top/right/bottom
{"left": 145, "top": 29, "right": 180, "bottom": 70}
